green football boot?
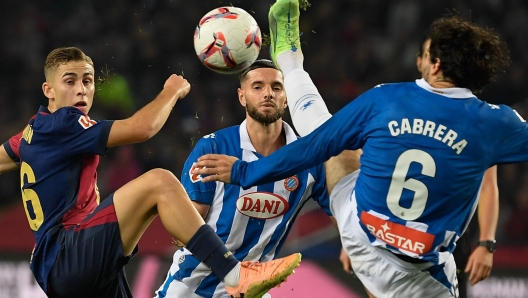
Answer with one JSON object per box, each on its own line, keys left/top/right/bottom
{"left": 268, "top": 0, "right": 301, "bottom": 67}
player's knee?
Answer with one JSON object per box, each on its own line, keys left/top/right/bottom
{"left": 143, "top": 168, "right": 185, "bottom": 195}
{"left": 144, "top": 168, "right": 178, "bottom": 185}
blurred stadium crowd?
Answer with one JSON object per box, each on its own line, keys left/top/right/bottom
{"left": 0, "top": 0, "right": 527, "bottom": 246}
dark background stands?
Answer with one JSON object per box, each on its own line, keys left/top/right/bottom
{"left": 0, "top": 0, "right": 527, "bottom": 248}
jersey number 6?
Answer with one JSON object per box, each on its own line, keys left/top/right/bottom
{"left": 386, "top": 149, "right": 436, "bottom": 221}
{"left": 20, "top": 162, "right": 44, "bottom": 231}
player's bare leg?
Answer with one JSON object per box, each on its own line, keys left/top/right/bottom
{"left": 113, "top": 168, "right": 301, "bottom": 298}
{"left": 112, "top": 168, "right": 203, "bottom": 255}
{"left": 325, "top": 150, "right": 362, "bottom": 194}
{"left": 364, "top": 288, "right": 376, "bottom": 298}
{"left": 270, "top": 1, "right": 369, "bottom": 296}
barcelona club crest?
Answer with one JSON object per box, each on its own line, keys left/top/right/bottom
{"left": 284, "top": 175, "right": 299, "bottom": 192}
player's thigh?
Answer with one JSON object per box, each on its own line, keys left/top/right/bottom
{"left": 113, "top": 168, "right": 186, "bottom": 254}
{"left": 324, "top": 149, "right": 361, "bottom": 194}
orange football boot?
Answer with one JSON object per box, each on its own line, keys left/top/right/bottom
{"left": 226, "top": 253, "right": 302, "bottom": 298}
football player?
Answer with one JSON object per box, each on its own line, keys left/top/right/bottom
{"left": 193, "top": 1, "right": 513, "bottom": 297}
{"left": 0, "top": 47, "right": 300, "bottom": 298}
{"left": 156, "top": 59, "right": 332, "bottom": 298}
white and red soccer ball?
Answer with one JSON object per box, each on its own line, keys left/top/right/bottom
{"left": 194, "top": 7, "right": 262, "bottom": 74}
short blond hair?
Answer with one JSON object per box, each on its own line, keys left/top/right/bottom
{"left": 44, "top": 47, "right": 94, "bottom": 80}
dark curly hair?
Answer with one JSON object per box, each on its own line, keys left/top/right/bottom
{"left": 428, "top": 15, "right": 510, "bottom": 93}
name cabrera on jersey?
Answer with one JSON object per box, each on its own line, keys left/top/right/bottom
{"left": 171, "top": 120, "right": 330, "bottom": 297}
{"left": 352, "top": 80, "right": 527, "bottom": 264}
{"left": 231, "top": 79, "right": 528, "bottom": 265}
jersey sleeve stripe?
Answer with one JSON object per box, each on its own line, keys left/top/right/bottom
{"left": 4, "top": 139, "right": 20, "bottom": 164}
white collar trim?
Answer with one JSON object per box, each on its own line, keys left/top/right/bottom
{"left": 415, "top": 79, "right": 475, "bottom": 99}
{"left": 239, "top": 119, "right": 297, "bottom": 151}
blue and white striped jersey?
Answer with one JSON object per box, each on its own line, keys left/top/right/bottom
{"left": 230, "top": 79, "right": 528, "bottom": 266}
{"left": 158, "top": 120, "right": 330, "bottom": 298}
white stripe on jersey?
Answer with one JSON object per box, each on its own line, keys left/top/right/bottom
{"left": 160, "top": 121, "right": 329, "bottom": 298}
{"left": 205, "top": 182, "right": 224, "bottom": 231}
{"left": 222, "top": 149, "right": 258, "bottom": 256}
{"left": 244, "top": 180, "right": 287, "bottom": 261}
{"left": 259, "top": 173, "right": 316, "bottom": 262}
{"left": 405, "top": 221, "right": 429, "bottom": 233}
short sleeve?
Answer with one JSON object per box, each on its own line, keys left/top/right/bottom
{"left": 46, "top": 107, "right": 113, "bottom": 156}
{"left": 3, "top": 129, "right": 24, "bottom": 164}
{"left": 181, "top": 134, "right": 219, "bottom": 205}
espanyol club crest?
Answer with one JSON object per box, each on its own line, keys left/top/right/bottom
{"left": 236, "top": 192, "right": 290, "bottom": 219}
{"left": 189, "top": 162, "right": 204, "bottom": 183}
{"left": 284, "top": 175, "right": 299, "bottom": 191}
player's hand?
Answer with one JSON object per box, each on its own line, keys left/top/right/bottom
{"left": 164, "top": 74, "right": 191, "bottom": 99}
{"left": 339, "top": 247, "right": 353, "bottom": 274}
{"left": 193, "top": 154, "right": 239, "bottom": 183}
{"left": 465, "top": 246, "right": 493, "bottom": 285}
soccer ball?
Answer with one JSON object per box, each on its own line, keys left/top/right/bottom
{"left": 194, "top": 7, "right": 262, "bottom": 74}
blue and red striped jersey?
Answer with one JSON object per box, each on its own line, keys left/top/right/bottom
{"left": 3, "top": 106, "right": 113, "bottom": 292}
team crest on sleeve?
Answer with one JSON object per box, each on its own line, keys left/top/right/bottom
{"left": 78, "top": 115, "right": 97, "bottom": 129}
{"left": 284, "top": 175, "right": 299, "bottom": 191}
{"left": 189, "top": 162, "right": 204, "bottom": 183}
{"left": 236, "top": 192, "right": 289, "bottom": 219}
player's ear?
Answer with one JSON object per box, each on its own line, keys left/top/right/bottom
{"left": 430, "top": 58, "right": 441, "bottom": 75}
{"left": 237, "top": 88, "right": 246, "bottom": 107}
{"left": 42, "top": 82, "right": 54, "bottom": 99}
{"left": 284, "top": 97, "right": 288, "bottom": 109}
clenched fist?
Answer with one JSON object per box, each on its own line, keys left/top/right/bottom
{"left": 164, "top": 74, "right": 191, "bottom": 99}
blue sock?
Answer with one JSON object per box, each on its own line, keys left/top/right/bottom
{"left": 186, "top": 224, "right": 239, "bottom": 280}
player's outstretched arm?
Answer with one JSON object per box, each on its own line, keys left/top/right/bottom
{"left": 0, "top": 145, "right": 18, "bottom": 174}
{"left": 465, "top": 165, "right": 498, "bottom": 285}
{"left": 107, "top": 74, "right": 190, "bottom": 147}
{"left": 195, "top": 87, "right": 379, "bottom": 188}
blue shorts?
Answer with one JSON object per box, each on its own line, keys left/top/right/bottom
{"left": 47, "top": 194, "right": 138, "bottom": 298}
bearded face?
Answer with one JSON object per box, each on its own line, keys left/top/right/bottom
{"left": 245, "top": 98, "right": 285, "bottom": 125}
{"left": 238, "top": 67, "right": 287, "bottom": 125}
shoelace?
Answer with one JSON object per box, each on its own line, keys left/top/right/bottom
{"left": 241, "top": 261, "right": 262, "bottom": 273}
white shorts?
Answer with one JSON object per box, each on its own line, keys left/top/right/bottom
{"left": 330, "top": 171, "right": 459, "bottom": 298}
